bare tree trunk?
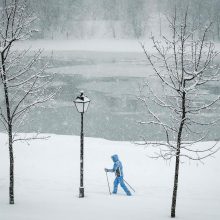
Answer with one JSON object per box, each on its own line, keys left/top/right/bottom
{"left": 9, "top": 125, "right": 14, "bottom": 204}
{"left": 171, "top": 151, "right": 180, "bottom": 218}
{"left": 1, "top": 52, "right": 14, "bottom": 204}
{"left": 171, "top": 89, "right": 186, "bottom": 218}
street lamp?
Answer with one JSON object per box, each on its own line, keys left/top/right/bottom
{"left": 73, "top": 91, "right": 90, "bottom": 198}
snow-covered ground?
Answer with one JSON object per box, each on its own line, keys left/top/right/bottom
{"left": 0, "top": 133, "right": 219, "bottom": 220}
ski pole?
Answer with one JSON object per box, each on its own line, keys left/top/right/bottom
{"left": 123, "top": 178, "right": 135, "bottom": 192}
{"left": 105, "top": 171, "right": 111, "bottom": 195}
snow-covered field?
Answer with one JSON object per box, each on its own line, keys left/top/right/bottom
{"left": 0, "top": 133, "right": 219, "bottom": 220}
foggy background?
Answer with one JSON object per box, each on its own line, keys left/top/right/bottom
{"left": 29, "top": 0, "right": 220, "bottom": 40}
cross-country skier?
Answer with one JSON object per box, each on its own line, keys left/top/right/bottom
{"left": 105, "top": 154, "right": 131, "bottom": 196}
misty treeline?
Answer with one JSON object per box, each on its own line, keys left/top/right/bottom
{"left": 27, "top": 0, "right": 220, "bottom": 40}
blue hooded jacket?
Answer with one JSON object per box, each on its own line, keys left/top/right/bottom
{"left": 106, "top": 154, "right": 131, "bottom": 195}
{"left": 110, "top": 154, "right": 124, "bottom": 177}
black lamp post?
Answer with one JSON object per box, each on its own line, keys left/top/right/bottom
{"left": 73, "top": 91, "right": 90, "bottom": 198}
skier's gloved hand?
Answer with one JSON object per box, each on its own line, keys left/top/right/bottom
{"left": 104, "top": 168, "right": 108, "bottom": 172}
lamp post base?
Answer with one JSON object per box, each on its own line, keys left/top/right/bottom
{"left": 79, "top": 187, "right": 84, "bottom": 198}
{"left": 9, "top": 187, "right": 14, "bottom": 204}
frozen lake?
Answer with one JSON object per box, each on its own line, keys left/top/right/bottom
{"left": 25, "top": 50, "right": 153, "bottom": 141}
{"left": 1, "top": 47, "right": 220, "bottom": 141}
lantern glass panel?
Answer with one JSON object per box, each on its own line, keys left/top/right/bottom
{"left": 75, "top": 101, "right": 84, "bottom": 113}
{"left": 83, "top": 101, "right": 90, "bottom": 112}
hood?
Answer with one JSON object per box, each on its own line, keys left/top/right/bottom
{"left": 111, "top": 154, "right": 119, "bottom": 162}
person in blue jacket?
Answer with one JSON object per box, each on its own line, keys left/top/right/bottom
{"left": 105, "top": 154, "right": 131, "bottom": 196}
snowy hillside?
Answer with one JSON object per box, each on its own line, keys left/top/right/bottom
{"left": 0, "top": 133, "right": 219, "bottom": 220}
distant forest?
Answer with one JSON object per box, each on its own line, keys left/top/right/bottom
{"left": 29, "top": 0, "right": 220, "bottom": 40}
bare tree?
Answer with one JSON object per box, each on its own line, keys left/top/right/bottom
{"left": 0, "top": 0, "right": 56, "bottom": 204}
{"left": 139, "top": 8, "right": 220, "bottom": 218}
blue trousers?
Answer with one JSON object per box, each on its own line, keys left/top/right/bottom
{"left": 113, "top": 176, "right": 131, "bottom": 195}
